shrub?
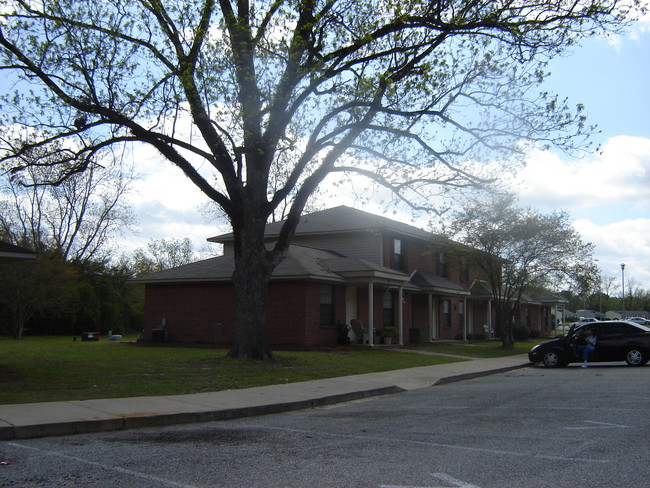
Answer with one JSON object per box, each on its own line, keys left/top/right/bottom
{"left": 381, "top": 326, "right": 398, "bottom": 339}
{"left": 513, "top": 323, "right": 529, "bottom": 341}
{"left": 409, "top": 327, "right": 422, "bottom": 344}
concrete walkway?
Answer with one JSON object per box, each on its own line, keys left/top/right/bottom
{"left": 0, "top": 354, "right": 531, "bottom": 440}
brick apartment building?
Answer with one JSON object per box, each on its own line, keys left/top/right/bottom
{"left": 135, "top": 206, "right": 560, "bottom": 346}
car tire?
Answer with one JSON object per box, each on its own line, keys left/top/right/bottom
{"left": 625, "top": 348, "right": 648, "bottom": 366}
{"left": 542, "top": 350, "right": 566, "bottom": 368}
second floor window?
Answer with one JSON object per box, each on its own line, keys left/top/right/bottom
{"left": 459, "top": 256, "right": 469, "bottom": 282}
{"left": 393, "top": 238, "right": 405, "bottom": 270}
{"left": 438, "top": 252, "right": 448, "bottom": 277}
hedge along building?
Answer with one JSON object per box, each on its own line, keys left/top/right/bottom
{"left": 134, "top": 206, "right": 557, "bottom": 346}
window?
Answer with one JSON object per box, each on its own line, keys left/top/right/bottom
{"left": 383, "top": 291, "right": 394, "bottom": 327}
{"left": 442, "top": 300, "right": 451, "bottom": 328}
{"left": 458, "top": 301, "right": 464, "bottom": 331}
{"left": 598, "top": 323, "right": 635, "bottom": 338}
{"left": 438, "top": 252, "right": 448, "bottom": 277}
{"left": 393, "top": 238, "right": 405, "bottom": 270}
{"left": 320, "top": 285, "right": 334, "bottom": 325}
{"left": 459, "top": 256, "right": 469, "bottom": 282}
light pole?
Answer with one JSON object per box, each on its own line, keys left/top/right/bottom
{"left": 621, "top": 263, "right": 626, "bottom": 317}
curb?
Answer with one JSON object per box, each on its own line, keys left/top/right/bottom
{"left": 0, "top": 386, "right": 403, "bottom": 440}
{"left": 433, "top": 362, "right": 531, "bottom": 385}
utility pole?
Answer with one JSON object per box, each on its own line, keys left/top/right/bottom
{"left": 620, "top": 263, "right": 626, "bottom": 318}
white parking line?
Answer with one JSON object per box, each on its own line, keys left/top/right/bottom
{"left": 6, "top": 442, "right": 199, "bottom": 488}
{"left": 564, "top": 420, "right": 631, "bottom": 430}
{"left": 380, "top": 472, "right": 481, "bottom": 488}
{"left": 245, "top": 424, "right": 611, "bottom": 464}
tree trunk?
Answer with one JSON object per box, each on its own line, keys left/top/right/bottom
{"left": 495, "top": 302, "right": 515, "bottom": 349}
{"left": 227, "top": 213, "right": 276, "bottom": 360}
{"left": 500, "top": 321, "right": 515, "bottom": 349}
{"left": 10, "top": 303, "right": 27, "bottom": 340}
{"left": 228, "top": 260, "right": 274, "bottom": 360}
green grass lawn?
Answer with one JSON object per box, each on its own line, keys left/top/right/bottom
{"left": 0, "top": 336, "right": 475, "bottom": 405}
{"left": 0, "top": 336, "right": 534, "bottom": 405}
{"left": 408, "top": 341, "right": 536, "bottom": 358}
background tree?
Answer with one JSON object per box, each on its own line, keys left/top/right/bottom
{"left": 449, "top": 194, "right": 598, "bottom": 348}
{"left": 0, "top": 0, "right": 640, "bottom": 358}
{"left": 131, "top": 238, "right": 200, "bottom": 276}
{"left": 0, "top": 145, "right": 133, "bottom": 264}
{"left": 72, "top": 259, "right": 144, "bottom": 336}
{"left": 626, "top": 278, "right": 644, "bottom": 312}
{"left": 0, "top": 145, "right": 135, "bottom": 338}
{"left": 597, "top": 275, "right": 619, "bottom": 314}
{"left": 0, "top": 251, "right": 78, "bottom": 339}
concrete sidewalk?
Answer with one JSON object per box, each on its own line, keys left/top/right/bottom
{"left": 0, "top": 354, "right": 531, "bottom": 440}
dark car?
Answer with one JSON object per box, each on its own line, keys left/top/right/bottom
{"left": 529, "top": 320, "right": 650, "bottom": 367}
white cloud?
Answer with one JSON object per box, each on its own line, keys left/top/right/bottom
{"left": 573, "top": 218, "right": 650, "bottom": 288}
{"left": 116, "top": 143, "right": 226, "bottom": 257}
{"left": 514, "top": 136, "right": 650, "bottom": 290}
{"left": 518, "top": 136, "right": 650, "bottom": 211}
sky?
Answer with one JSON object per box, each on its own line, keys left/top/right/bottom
{"left": 118, "top": 13, "right": 650, "bottom": 294}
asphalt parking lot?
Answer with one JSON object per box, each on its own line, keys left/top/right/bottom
{"left": 2, "top": 364, "right": 648, "bottom": 487}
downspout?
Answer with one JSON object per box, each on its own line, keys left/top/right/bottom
{"left": 398, "top": 285, "right": 404, "bottom": 345}
{"left": 368, "top": 281, "right": 374, "bottom": 346}
{"left": 488, "top": 299, "right": 493, "bottom": 339}
{"left": 428, "top": 293, "right": 434, "bottom": 340}
{"left": 463, "top": 297, "right": 468, "bottom": 341}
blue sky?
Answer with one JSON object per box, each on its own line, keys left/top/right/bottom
{"left": 511, "top": 16, "right": 650, "bottom": 293}
{"left": 121, "top": 14, "right": 650, "bottom": 294}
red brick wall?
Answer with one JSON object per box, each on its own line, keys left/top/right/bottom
{"left": 144, "top": 280, "right": 344, "bottom": 347}
{"left": 144, "top": 283, "right": 236, "bottom": 344}
{"left": 471, "top": 302, "right": 490, "bottom": 336}
{"left": 405, "top": 240, "right": 435, "bottom": 273}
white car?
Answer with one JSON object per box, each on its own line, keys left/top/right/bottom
{"left": 569, "top": 317, "right": 599, "bottom": 327}
{"left": 626, "top": 317, "right": 650, "bottom": 326}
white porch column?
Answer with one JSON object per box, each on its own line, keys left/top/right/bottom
{"left": 463, "top": 297, "right": 468, "bottom": 341}
{"left": 398, "top": 286, "right": 404, "bottom": 345}
{"left": 368, "top": 281, "right": 374, "bottom": 346}
{"left": 428, "top": 293, "right": 437, "bottom": 340}
{"left": 427, "top": 293, "right": 432, "bottom": 340}
{"left": 488, "top": 299, "right": 493, "bottom": 339}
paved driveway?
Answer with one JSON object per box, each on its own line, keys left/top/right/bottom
{"left": 2, "top": 364, "right": 648, "bottom": 487}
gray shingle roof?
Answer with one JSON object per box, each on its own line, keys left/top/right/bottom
{"left": 410, "top": 270, "right": 470, "bottom": 295}
{"left": 209, "top": 205, "right": 436, "bottom": 243}
{"left": 133, "top": 245, "right": 411, "bottom": 284}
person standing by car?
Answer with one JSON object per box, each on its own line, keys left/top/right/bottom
{"left": 577, "top": 328, "right": 597, "bottom": 367}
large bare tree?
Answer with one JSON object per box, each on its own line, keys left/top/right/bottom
{"left": 0, "top": 0, "right": 640, "bottom": 358}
